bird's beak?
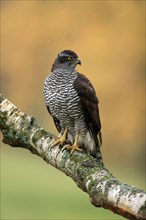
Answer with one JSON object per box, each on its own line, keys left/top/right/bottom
{"left": 77, "top": 58, "right": 81, "bottom": 65}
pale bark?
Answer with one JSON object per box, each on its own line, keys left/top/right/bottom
{"left": 0, "top": 94, "right": 146, "bottom": 220}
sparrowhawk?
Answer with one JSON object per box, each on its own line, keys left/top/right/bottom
{"left": 44, "top": 50, "right": 102, "bottom": 159}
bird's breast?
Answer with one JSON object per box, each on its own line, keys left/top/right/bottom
{"left": 44, "top": 72, "right": 80, "bottom": 119}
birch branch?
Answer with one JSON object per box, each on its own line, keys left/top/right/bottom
{"left": 0, "top": 94, "right": 146, "bottom": 220}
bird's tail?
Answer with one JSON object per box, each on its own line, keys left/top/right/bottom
{"left": 94, "top": 131, "right": 103, "bottom": 161}
{"left": 86, "top": 131, "right": 103, "bottom": 161}
{"left": 97, "top": 131, "right": 102, "bottom": 147}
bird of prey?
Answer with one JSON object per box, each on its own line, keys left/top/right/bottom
{"left": 43, "top": 50, "right": 102, "bottom": 159}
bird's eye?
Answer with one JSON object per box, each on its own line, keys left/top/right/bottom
{"left": 68, "top": 56, "right": 72, "bottom": 61}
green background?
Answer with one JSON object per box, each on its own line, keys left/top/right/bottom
{"left": 1, "top": 1, "right": 145, "bottom": 219}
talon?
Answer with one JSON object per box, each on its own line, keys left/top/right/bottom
{"left": 70, "top": 144, "right": 82, "bottom": 154}
{"left": 51, "top": 128, "right": 67, "bottom": 148}
{"left": 62, "top": 134, "right": 82, "bottom": 154}
{"left": 62, "top": 144, "right": 70, "bottom": 152}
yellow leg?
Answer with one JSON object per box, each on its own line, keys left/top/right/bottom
{"left": 51, "top": 128, "right": 67, "bottom": 148}
{"left": 62, "top": 134, "right": 82, "bottom": 154}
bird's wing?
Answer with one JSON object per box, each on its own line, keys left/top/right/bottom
{"left": 73, "top": 72, "right": 102, "bottom": 146}
{"left": 46, "top": 106, "right": 61, "bottom": 133}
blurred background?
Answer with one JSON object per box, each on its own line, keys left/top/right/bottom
{"left": 1, "top": 1, "right": 145, "bottom": 219}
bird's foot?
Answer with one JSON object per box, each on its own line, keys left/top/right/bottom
{"left": 51, "top": 128, "right": 67, "bottom": 148}
{"left": 62, "top": 134, "right": 82, "bottom": 154}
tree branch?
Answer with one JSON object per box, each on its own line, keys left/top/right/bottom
{"left": 0, "top": 93, "right": 146, "bottom": 220}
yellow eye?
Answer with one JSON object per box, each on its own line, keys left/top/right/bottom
{"left": 68, "top": 56, "right": 72, "bottom": 60}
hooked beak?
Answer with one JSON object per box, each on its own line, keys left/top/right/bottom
{"left": 77, "top": 58, "right": 81, "bottom": 65}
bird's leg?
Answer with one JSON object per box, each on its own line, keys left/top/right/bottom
{"left": 51, "top": 128, "right": 67, "bottom": 148}
{"left": 62, "top": 134, "right": 82, "bottom": 154}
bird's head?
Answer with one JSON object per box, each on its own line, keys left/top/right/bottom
{"left": 52, "top": 50, "right": 81, "bottom": 71}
